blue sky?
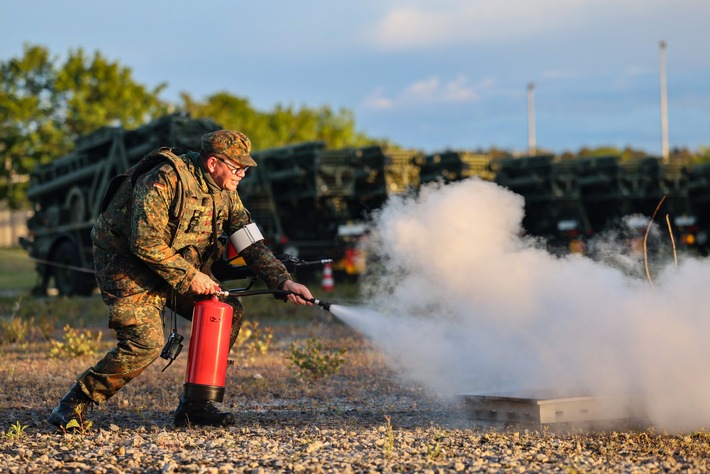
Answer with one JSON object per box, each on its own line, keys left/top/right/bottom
{"left": 2, "top": 0, "right": 709, "bottom": 155}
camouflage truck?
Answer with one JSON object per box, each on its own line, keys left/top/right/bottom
{"left": 240, "top": 143, "right": 424, "bottom": 274}
{"left": 491, "top": 153, "right": 708, "bottom": 257}
{"left": 236, "top": 141, "right": 331, "bottom": 260}
{"left": 418, "top": 150, "right": 495, "bottom": 185}
{"left": 238, "top": 143, "right": 421, "bottom": 273}
{"left": 313, "top": 145, "right": 422, "bottom": 273}
{"left": 20, "top": 113, "right": 221, "bottom": 296}
{"left": 684, "top": 161, "right": 710, "bottom": 255}
{"left": 492, "top": 154, "right": 589, "bottom": 252}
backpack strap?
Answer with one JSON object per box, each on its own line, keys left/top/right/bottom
{"left": 100, "top": 147, "right": 192, "bottom": 217}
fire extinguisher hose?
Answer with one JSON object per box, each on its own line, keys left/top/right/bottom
{"left": 213, "top": 289, "right": 332, "bottom": 311}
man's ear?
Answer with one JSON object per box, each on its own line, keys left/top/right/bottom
{"left": 206, "top": 156, "right": 217, "bottom": 172}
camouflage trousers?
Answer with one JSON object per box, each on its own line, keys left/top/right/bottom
{"left": 77, "top": 290, "right": 244, "bottom": 404}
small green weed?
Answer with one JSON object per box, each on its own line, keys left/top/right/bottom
{"left": 427, "top": 429, "right": 446, "bottom": 460}
{"left": 0, "top": 296, "right": 58, "bottom": 344}
{"left": 383, "top": 415, "right": 395, "bottom": 457}
{"left": 49, "top": 324, "right": 103, "bottom": 358}
{"left": 4, "top": 421, "right": 28, "bottom": 439}
{"left": 427, "top": 441, "right": 443, "bottom": 460}
{"left": 0, "top": 316, "right": 30, "bottom": 344}
{"left": 62, "top": 410, "right": 93, "bottom": 435}
{"left": 234, "top": 320, "right": 273, "bottom": 357}
{"left": 286, "top": 337, "right": 346, "bottom": 382}
{"left": 35, "top": 313, "right": 58, "bottom": 341}
{"left": 248, "top": 324, "right": 273, "bottom": 357}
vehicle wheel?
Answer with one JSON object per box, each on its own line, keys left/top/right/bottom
{"left": 65, "top": 186, "right": 86, "bottom": 224}
{"left": 52, "top": 240, "right": 95, "bottom": 296}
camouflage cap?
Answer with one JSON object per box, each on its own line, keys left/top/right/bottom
{"left": 201, "top": 130, "right": 257, "bottom": 167}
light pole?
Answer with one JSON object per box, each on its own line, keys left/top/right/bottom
{"left": 659, "top": 40, "right": 669, "bottom": 163}
{"left": 527, "top": 82, "right": 536, "bottom": 156}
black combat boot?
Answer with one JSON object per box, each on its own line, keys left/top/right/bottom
{"left": 173, "top": 398, "right": 237, "bottom": 428}
{"left": 48, "top": 383, "right": 94, "bottom": 429}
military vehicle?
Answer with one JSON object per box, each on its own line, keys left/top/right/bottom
{"left": 21, "top": 114, "right": 427, "bottom": 295}
{"left": 238, "top": 144, "right": 422, "bottom": 272}
{"left": 492, "top": 154, "right": 707, "bottom": 256}
{"left": 684, "top": 162, "right": 710, "bottom": 253}
{"left": 237, "top": 141, "right": 331, "bottom": 260}
{"left": 418, "top": 150, "right": 495, "bottom": 185}
{"left": 20, "top": 113, "right": 221, "bottom": 296}
{"left": 21, "top": 110, "right": 710, "bottom": 296}
{"left": 491, "top": 154, "right": 585, "bottom": 250}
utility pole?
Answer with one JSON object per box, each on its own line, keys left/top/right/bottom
{"left": 527, "top": 82, "right": 536, "bottom": 156}
{"left": 659, "top": 40, "right": 669, "bottom": 163}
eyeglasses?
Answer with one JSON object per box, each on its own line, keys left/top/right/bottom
{"left": 216, "top": 158, "right": 249, "bottom": 176}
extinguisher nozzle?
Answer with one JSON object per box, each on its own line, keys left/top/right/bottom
{"left": 311, "top": 298, "right": 332, "bottom": 312}
{"left": 291, "top": 292, "right": 332, "bottom": 311}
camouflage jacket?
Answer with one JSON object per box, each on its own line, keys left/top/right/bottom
{"left": 91, "top": 147, "right": 290, "bottom": 297}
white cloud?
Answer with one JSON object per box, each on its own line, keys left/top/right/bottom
{"left": 367, "top": 1, "right": 581, "bottom": 49}
{"left": 366, "top": 0, "right": 682, "bottom": 51}
{"left": 441, "top": 75, "right": 479, "bottom": 101}
{"left": 404, "top": 77, "right": 443, "bottom": 101}
{"left": 362, "top": 86, "right": 395, "bottom": 110}
{"left": 363, "top": 74, "right": 495, "bottom": 110}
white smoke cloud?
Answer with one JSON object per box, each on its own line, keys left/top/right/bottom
{"left": 339, "top": 178, "right": 710, "bottom": 432}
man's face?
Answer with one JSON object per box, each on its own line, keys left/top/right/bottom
{"left": 207, "top": 156, "right": 249, "bottom": 191}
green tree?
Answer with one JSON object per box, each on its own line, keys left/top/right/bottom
{"left": 0, "top": 44, "right": 64, "bottom": 207}
{"left": 180, "top": 91, "right": 261, "bottom": 142}
{"left": 180, "top": 91, "right": 381, "bottom": 150}
{"left": 55, "top": 48, "right": 168, "bottom": 138}
{"left": 2, "top": 44, "right": 387, "bottom": 208}
{"left": 0, "top": 44, "right": 169, "bottom": 209}
{"left": 577, "top": 145, "right": 621, "bottom": 158}
{"left": 696, "top": 146, "right": 710, "bottom": 164}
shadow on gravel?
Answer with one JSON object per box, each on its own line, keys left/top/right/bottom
{"left": 233, "top": 406, "right": 473, "bottom": 430}
{"left": 14, "top": 403, "right": 472, "bottom": 435}
{"left": 16, "top": 409, "right": 174, "bottom": 434}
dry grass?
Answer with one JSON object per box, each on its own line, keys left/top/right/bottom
{"left": 2, "top": 318, "right": 710, "bottom": 473}
{"left": 2, "top": 283, "right": 710, "bottom": 472}
{"left": 0, "top": 313, "right": 421, "bottom": 432}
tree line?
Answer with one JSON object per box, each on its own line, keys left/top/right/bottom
{"left": 0, "top": 44, "right": 384, "bottom": 209}
{"left": 2, "top": 44, "right": 708, "bottom": 209}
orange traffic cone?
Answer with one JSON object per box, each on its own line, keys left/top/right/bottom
{"left": 321, "top": 263, "right": 334, "bottom": 292}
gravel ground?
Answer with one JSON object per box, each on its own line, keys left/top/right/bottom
{"left": 2, "top": 319, "right": 710, "bottom": 473}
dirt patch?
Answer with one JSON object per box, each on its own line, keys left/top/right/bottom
{"left": 1, "top": 318, "right": 710, "bottom": 473}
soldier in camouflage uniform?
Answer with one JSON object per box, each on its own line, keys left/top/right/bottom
{"left": 49, "top": 130, "right": 314, "bottom": 429}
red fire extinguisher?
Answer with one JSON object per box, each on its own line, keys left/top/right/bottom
{"left": 182, "top": 296, "right": 233, "bottom": 403}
